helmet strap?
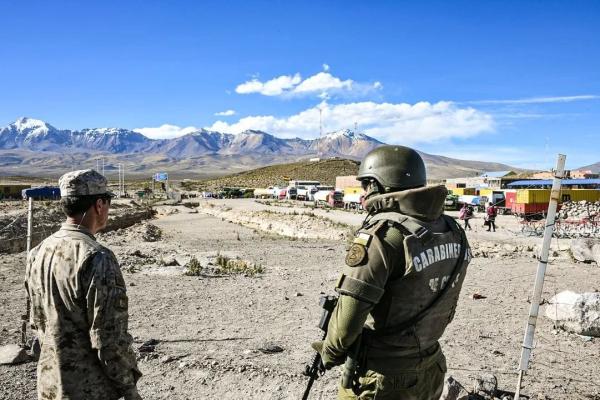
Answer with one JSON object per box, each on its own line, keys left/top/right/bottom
{"left": 363, "top": 179, "right": 383, "bottom": 200}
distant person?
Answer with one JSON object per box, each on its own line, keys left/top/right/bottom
{"left": 25, "top": 169, "right": 142, "bottom": 400}
{"left": 459, "top": 203, "right": 474, "bottom": 231}
{"left": 486, "top": 202, "right": 497, "bottom": 232}
{"left": 311, "top": 145, "right": 471, "bottom": 399}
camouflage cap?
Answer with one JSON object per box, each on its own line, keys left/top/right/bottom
{"left": 59, "top": 169, "right": 114, "bottom": 197}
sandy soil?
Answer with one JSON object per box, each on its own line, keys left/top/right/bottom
{"left": 1, "top": 199, "right": 599, "bottom": 399}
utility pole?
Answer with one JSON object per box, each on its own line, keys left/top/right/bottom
{"left": 21, "top": 197, "right": 33, "bottom": 346}
{"left": 101, "top": 157, "right": 105, "bottom": 176}
{"left": 117, "top": 164, "right": 122, "bottom": 197}
{"left": 514, "top": 154, "right": 566, "bottom": 400}
{"left": 319, "top": 108, "right": 323, "bottom": 158}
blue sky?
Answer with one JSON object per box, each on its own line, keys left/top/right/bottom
{"left": 1, "top": 0, "right": 598, "bottom": 169}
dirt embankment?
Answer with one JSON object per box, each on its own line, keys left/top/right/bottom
{"left": 0, "top": 200, "right": 154, "bottom": 254}
{"left": 195, "top": 202, "right": 353, "bottom": 241}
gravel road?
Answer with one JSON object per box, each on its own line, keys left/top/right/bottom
{"left": 1, "top": 199, "right": 599, "bottom": 399}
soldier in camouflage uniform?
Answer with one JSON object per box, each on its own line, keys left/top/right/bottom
{"left": 25, "top": 169, "right": 142, "bottom": 400}
{"left": 312, "top": 146, "right": 471, "bottom": 399}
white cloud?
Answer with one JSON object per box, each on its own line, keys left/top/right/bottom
{"left": 293, "top": 72, "right": 352, "bottom": 93}
{"left": 234, "top": 71, "right": 381, "bottom": 98}
{"left": 134, "top": 124, "right": 199, "bottom": 139}
{"left": 469, "top": 95, "right": 599, "bottom": 105}
{"left": 215, "top": 109, "right": 236, "bottom": 116}
{"left": 235, "top": 73, "right": 302, "bottom": 96}
{"left": 207, "top": 100, "right": 494, "bottom": 143}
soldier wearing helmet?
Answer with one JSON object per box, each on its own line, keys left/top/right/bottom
{"left": 312, "top": 145, "right": 471, "bottom": 399}
{"left": 25, "top": 169, "right": 142, "bottom": 400}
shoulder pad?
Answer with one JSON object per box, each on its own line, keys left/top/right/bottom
{"left": 369, "top": 212, "right": 433, "bottom": 244}
{"left": 353, "top": 219, "right": 387, "bottom": 247}
{"left": 345, "top": 220, "right": 387, "bottom": 267}
{"left": 361, "top": 219, "right": 388, "bottom": 235}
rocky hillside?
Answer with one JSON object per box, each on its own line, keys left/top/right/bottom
{"left": 578, "top": 161, "right": 600, "bottom": 173}
{"left": 193, "top": 159, "right": 360, "bottom": 189}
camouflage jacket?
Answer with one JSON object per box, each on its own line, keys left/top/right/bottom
{"left": 25, "top": 223, "right": 141, "bottom": 400}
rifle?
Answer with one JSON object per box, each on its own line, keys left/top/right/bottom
{"left": 302, "top": 295, "right": 338, "bottom": 400}
{"left": 340, "top": 333, "right": 362, "bottom": 391}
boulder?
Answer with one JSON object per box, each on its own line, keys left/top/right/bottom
{"left": 570, "top": 239, "right": 600, "bottom": 263}
{"left": 473, "top": 373, "right": 497, "bottom": 396}
{"left": 440, "top": 376, "right": 470, "bottom": 400}
{"left": 545, "top": 291, "right": 600, "bottom": 337}
{"left": 0, "top": 344, "right": 32, "bottom": 365}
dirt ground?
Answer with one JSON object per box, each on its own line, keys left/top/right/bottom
{"left": 1, "top": 198, "right": 599, "bottom": 399}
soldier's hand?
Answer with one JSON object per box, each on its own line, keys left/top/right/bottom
{"left": 310, "top": 341, "right": 324, "bottom": 354}
{"left": 311, "top": 341, "right": 345, "bottom": 369}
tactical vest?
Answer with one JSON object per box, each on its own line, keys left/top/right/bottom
{"left": 365, "top": 212, "right": 470, "bottom": 351}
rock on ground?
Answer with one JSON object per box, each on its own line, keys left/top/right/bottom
{"left": 0, "top": 344, "right": 31, "bottom": 365}
{"left": 570, "top": 239, "right": 600, "bottom": 263}
{"left": 545, "top": 290, "right": 600, "bottom": 337}
{"left": 440, "top": 376, "right": 470, "bottom": 400}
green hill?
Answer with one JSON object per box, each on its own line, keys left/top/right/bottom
{"left": 188, "top": 158, "right": 360, "bottom": 189}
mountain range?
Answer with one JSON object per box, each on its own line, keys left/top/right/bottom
{"left": 0, "top": 117, "right": 379, "bottom": 158}
{"left": 0, "top": 117, "right": 521, "bottom": 179}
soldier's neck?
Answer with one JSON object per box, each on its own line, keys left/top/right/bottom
{"left": 66, "top": 214, "right": 98, "bottom": 234}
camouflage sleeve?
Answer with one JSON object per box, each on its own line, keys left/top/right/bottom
{"left": 85, "top": 250, "right": 141, "bottom": 395}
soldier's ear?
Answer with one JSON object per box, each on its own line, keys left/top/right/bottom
{"left": 94, "top": 198, "right": 105, "bottom": 214}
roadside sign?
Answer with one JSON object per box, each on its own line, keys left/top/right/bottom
{"left": 155, "top": 172, "right": 168, "bottom": 181}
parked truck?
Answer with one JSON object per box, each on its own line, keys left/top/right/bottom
{"left": 254, "top": 187, "right": 273, "bottom": 199}
{"left": 308, "top": 186, "right": 333, "bottom": 201}
{"left": 314, "top": 190, "right": 344, "bottom": 208}
{"left": 343, "top": 192, "right": 364, "bottom": 211}
{"left": 286, "top": 186, "right": 298, "bottom": 200}
{"left": 479, "top": 190, "right": 508, "bottom": 213}
{"left": 296, "top": 185, "right": 315, "bottom": 201}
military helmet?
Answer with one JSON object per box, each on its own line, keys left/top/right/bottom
{"left": 357, "top": 145, "right": 426, "bottom": 190}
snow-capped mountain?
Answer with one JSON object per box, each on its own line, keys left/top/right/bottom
{"left": 220, "top": 130, "right": 306, "bottom": 155}
{"left": 153, "top": 129, "right": 232, "bottom": 158}
{"left": 309, "top": 129, "right": 383, "bottom": 157}
{"left": 71, "top": 128, "right": 154, "bottom": 153}
{"left": 0, "top": 117, "right": 155, "bottom": 153}
{"left": 0, "top": 117, "right": 71, "bottom": 151}
{"left": 0, "top": 118, "right": 380, "bottom": 159}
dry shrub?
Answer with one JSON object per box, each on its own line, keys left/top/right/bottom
{"left": 215, "top": 254, "right": 264, "bottom": 276}
{"left": 142, "top": 224, "right": 163, "bottom": 242}
{"left": 184, "top": 256, "right": 203, "bottom": 276}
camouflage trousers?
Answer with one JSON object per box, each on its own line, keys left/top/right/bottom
{"left": 338, "top": 346, "right": 447, "bottom": 400}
